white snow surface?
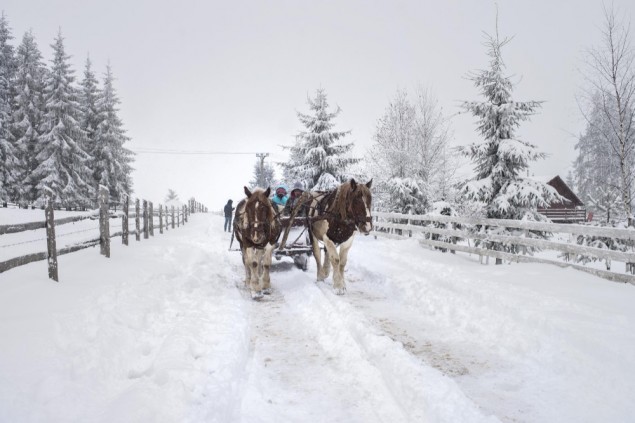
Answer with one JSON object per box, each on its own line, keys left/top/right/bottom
{"left": 0, "top": 213, "right": 634, "bottom": 422}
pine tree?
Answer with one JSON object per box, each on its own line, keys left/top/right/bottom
{"left": 11, "top": 30, "right": 46, "bottom": 204}
{"left": 459, "top": 26, "right": 559, "bottom": 261}
{"left": 0, "top": 13, "right": 19, "bottom": 203}
{"left": 79, "top": 55, "right": 100, "bottom": 182}
{"left": 165, "top": 189, "right": 179, "bottom": 202}
{"left": 34, "top": 30, "right": 93, "bottom": 208}
{"left": 459, "top": 29, "right": 558, "bottom": 221}
{"left": 283, "top": 88, "right": 359, "bottom": 191}
{"left": 93, "top": 64, "right": 134, "bottom": 201}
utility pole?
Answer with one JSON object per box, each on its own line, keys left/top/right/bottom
{"left": 256, "top": 153, "right": 269, "bottom": 188}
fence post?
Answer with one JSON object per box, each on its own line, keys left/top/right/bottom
{"left": 165, "top": 205, "right": 169, "bottom": 231}
{"left": 99, "top": 185, "right": 110, "bottom": 258}
{"left": 183, "top": 205, "right": 187, "bottom": 223}
{"left": 172, "top": 206, "right": 175, "bottom": 229}
{"left": 135, "top": 199, "right": 141, "bottom": 241}
{"left": 143, "top": 200, "right": 149, "bottom": 239}
{"left": 177, "top": 207, "right": 180, "bottom": 227}
{"left": 45, "top": 195, "right": 58, "bottom": 282}
{"left": 149, "top": 201, "right": 154, "bottom": 236}
{"left": 122, "top": 194, "right": 129, "bottom": 245}
{"left": 159, "top": 204, "right": 164, "bottom": 234}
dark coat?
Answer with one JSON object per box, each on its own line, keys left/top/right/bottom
{"left": 224, "top": 202, "right": 234, "bottom": 217}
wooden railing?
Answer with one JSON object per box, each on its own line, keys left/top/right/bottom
{"left": 0, "top": 187, "right": 208, "bottom": 281}
{"left": 373, "top": 211, "right": 635, "bottom": 285}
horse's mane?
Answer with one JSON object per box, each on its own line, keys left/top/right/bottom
{"left": 331, "top": 181, "right": 371, "bottom": 220}
{"left": 332, "top": 183, "right": 351, "bottom": 219}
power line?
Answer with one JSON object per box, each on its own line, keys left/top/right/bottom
{"left": 132, "top": 148, "right": 269, "bottom": 155}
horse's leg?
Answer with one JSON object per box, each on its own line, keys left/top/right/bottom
{"left": 321, "top": 235, "right": 342, "bottom": 291}
{"left": 241, "top": 246, "right": 251, "bottom": 287}
{"left": 335, "top": 234, "right": 355, "bottom": 295}
{"left": 247, "top": 248, "right": 263, "bottom": 300}
{"left": 322, "top": 248, "right": 331, "bottom": 279}
{"left": 261, "top": 243, "right": 274, "bottom": 295}
{"left": 311, "top": 221, "right": 330, "bottom": 281}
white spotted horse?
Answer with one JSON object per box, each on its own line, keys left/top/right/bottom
{"left": 233, "top": 187, "right": 282, "bottom": 300}
{"left": 308, "top": 179, "right": 373, "bottom": 295}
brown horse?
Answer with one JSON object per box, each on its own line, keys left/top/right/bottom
{"left": 233, "top": 186, "right": 282, "bottom": 299}
{"left": 308, "top": 179, "right": 373, "bottom": 295}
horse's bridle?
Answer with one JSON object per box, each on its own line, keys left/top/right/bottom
{"left": 237, "top": 199, "right": 279, "bottom": 249}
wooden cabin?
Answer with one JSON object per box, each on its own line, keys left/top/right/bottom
{"left": 537, "top": 175, "right": 587, "bottom": 223}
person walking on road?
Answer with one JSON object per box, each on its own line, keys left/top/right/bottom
{"left": 224, "top": 199, "right": 234, "bottom": 232}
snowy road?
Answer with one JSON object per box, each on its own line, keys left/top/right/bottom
{"left": 1, "top": 214, "right": 634, "bottom": 422}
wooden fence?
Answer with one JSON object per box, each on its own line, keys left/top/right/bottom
{"left": 373, "top": 211, "right": 635, "bottom": 285}
{"left": 0, "top": 187, "right": 208, "bottom": 281}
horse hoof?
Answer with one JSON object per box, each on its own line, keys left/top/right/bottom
{"left": 334, "top": 287, "right": 346, "bottom": 295}
{"left": 262, "top": 288, "right": 272, "bottom": 295}
{"left": 251, "top": 291, "right": 264, "bottom": 300}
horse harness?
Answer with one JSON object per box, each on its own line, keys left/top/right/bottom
{"left": 307, "top": 188, "right": 372, "bottom": 245}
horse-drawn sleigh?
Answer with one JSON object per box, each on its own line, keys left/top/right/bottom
{"left": 232, "top": 179, "right": 373, "bottom": 299}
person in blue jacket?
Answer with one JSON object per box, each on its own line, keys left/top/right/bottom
{"left": 271, "top": 184, "right": 288, "bottom": 212}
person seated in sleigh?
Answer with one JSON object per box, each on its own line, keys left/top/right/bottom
{"left": 271, "top": 184, "right": 288, "bottom": 214}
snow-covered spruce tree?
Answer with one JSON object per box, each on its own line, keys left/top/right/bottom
{"left": 165, "top": 189, "right": 179, "bottom": 202}
{"left": 93, "top": 64, "right": 134, "bottom": 201}
{"left": 283, "top": 88, "right": 359, "bottom": 191}
{"left": 11, "top": 30, "right": 46, "bottom": 205}
{"left": 459, "top": 28, "right": 559, "bottom": 258}
{"left": 79, "top": 56, "right": 101, "bottom": 179}
{"left": 34, "top": 30, "right": 94, "bottom": 208}
{"left": 0, "top": 13, "right": 19, "bottom": 203}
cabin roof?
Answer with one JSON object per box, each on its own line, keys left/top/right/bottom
{"left": 547, "top": 175, "right": 584, "bottom": 207}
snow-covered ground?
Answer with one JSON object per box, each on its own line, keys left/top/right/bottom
{"left": 0, "top": 213, "right": 634, "bottom": 422}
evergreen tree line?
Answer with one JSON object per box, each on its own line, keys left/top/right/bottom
{"left": 254, "top": 27, "right": 554, "bottom": 227}
{"left": 255, "top": 7, "right": 633, "bottom": 231}
{"left": 0, "top": 13, "right": 134, "bottom": 209}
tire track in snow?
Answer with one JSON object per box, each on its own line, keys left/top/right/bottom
{"left": 228, "top": 249, "right": 493, "bottom": 423}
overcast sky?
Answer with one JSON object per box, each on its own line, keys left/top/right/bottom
{"left": 3, "top": 0, "right": 635, "bottom": 210}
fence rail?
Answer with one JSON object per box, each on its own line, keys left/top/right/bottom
{"left": 373, "top": 211, "right": 635, "bottom": 285}
{"left": 0, "top": 190, "right": 208, "bottom": 281}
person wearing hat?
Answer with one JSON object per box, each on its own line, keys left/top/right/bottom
{"left": 271, "top": 184, "right": 288, "bottom": 213}
{"left": 223, "top": 199, "right": 234, "bottom": 232}
{"left": 284, "top": 181, "right": 305, "bottom": 215}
